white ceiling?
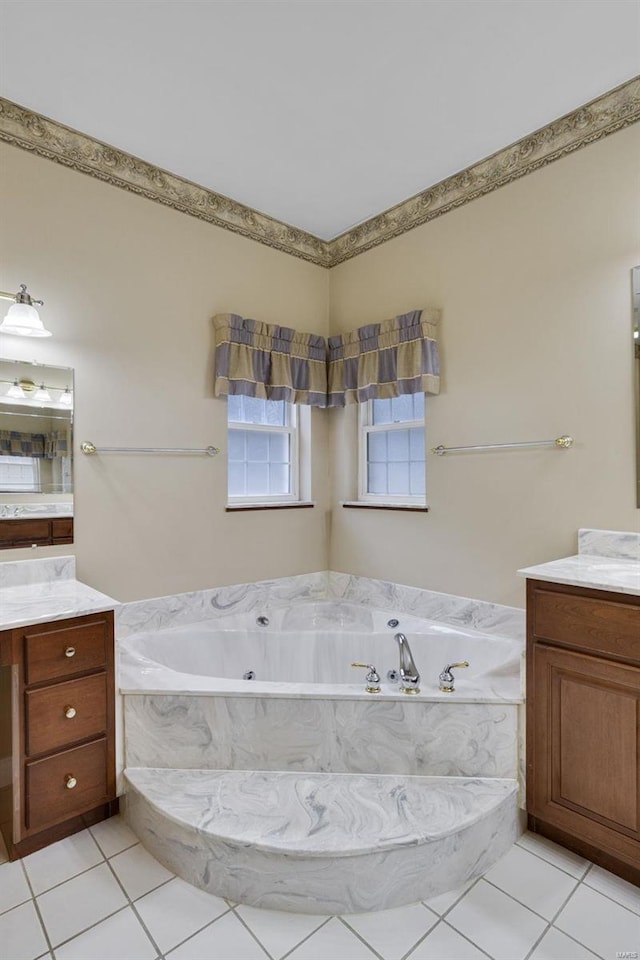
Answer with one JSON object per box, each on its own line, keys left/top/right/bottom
{"left": 1, "top": 0, "right": 638, "bottom": 240}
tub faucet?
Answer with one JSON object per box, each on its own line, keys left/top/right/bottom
{"left": 394, "top": 633, "right": 420, "bottom": 694}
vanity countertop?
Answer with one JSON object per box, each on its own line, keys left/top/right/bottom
{"left": 0, "top": 579, "right": 118, "bottom": 630}
{"left": 517, "top": 554, "right": 640, "bottom": 596}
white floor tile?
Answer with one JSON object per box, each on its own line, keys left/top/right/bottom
{"left": 0, "top": 900, "right": 49, "bottom": 960}
{"left": 135, "top": 877, "right": 229, "bottom": 954}
{"left": 235, "top": 903, "right": 327, "bottom": 959}
{"left": 555, "top": 884, "right": 640, "bottom": 959}
{"left": 584, "top": 864, "right": 640, "bottom": 915}
{"left": 516, "top": 833, "right": 589, "bottom": 879}
{"left": 54, "top": 906, "right": 158, "bottom": 960}
{"left": 484, "top": 843, "right": 578, "bottom": 920}
{"left": 90, "top": 815, "right": 139, "bottom": 858}
{"left": 109, "top": 843, "right": 173, "bottom": 900}
{"left": 0, "top": 859, "right": 31, "bottom": 914}
{"left": 23, "top": 829, "right": 103, "bottom": 896}
{"left": 423, "top": 879, "right": 476, "bottom": 916}
{"left": 447, "top": 879, "right": 547, "bottom": 960}
{"left": 344, "top": 902, "right": 438, "bottom": 960}
{"left": 37, "top": 862, "right": 127, "bottom": 947}
{"left": 406, "top": 920, "right": 488, "bottom": 959}
{"left": 528, "top": 926, "right": 601, "bottom": 960}
{"left": 167, "top": 911, "right": 269, "bottom": 959}
{"left": 287, "top": 918, "right": 377, "bottom": 959}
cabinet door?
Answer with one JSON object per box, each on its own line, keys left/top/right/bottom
{"left": 529, "top": 643, "right": 640, "bottom": 867}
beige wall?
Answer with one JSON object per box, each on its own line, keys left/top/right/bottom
{"left": 0, "top": 145, "right": 330, "bottom": 601}
{"left": 329, "top": 125, "right": 640, "bottom": 607}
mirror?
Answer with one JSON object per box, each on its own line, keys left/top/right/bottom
{"left": 0, "top": 359, "right": 73, "bottom": 546}
{"left": 634, "top": 267, "right": 640, "bottom": 507}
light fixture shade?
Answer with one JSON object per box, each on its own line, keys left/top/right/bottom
{"left": 6, "top": 379, "right": 25, "bottom": 399}
{"left": 0, "top": 302, "right": 52, "bottom": 337}
{"left": 59, "top": 386, "right": 73, "bottom": 406}
{"left": 34, "top": 383, "right": 52, "bottom": 403}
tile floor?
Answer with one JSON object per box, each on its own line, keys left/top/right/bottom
{"left": 0, "top": 817, "right": 637, "bottom": 960}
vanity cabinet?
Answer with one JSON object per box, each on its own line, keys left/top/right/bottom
{"left": 0, "top": 610, "right": 117, "bottom": 859}
{"left": 0, "top": 517, "right": 73, "bottom": 549}
{"left": 526, "top": 579, "right": 640, "bottom": 884}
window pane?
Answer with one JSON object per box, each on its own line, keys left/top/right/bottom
{"left": 246, "top": 431, "right": 270, "bottom": 461}
{"left": 367, "top": 462, "right": 387, "bottom": 494}
{"left": 387, "top": 429, "right": 410, "bottom": 461}
{"left": 269, "top": 463, "right": 290, "bottom": 495}
{"left": 371, "top": 398, "right": 392, "bottom": 425}
{"left": 409, "top": 427, "right": 425, "bottom": 461}
{"left": 388, "top": 461, "right": 410, "bottom": 495}
{"left": 266, "top": 401, "right": 287, "bottom": 427}
{"left": 247, "top": 462, "right": 269, "bottom": 496}
{"left": 389, "top": 394, "right": 413, "bottom": 422}
{"left": 227, "top": 430, "right": 246, "bottom": 461}
{"left": 413, "top": 392, "right": 425, "bottom": 419}
{"left": 410, "top": 462, "right": 426, "bottom": 496}
{"left": 367, "top": 431, "right": 387, "bottom": 463}
{"left": 269, "top": 432, "right": 289, "bottom": 462}
{"left": 228, "top": 461, "right": 246, "bottom": 497}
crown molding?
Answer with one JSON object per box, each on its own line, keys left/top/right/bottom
{"left": 1, "top": 77, "right": 639, "bottom": 270}
{"left": 325, "top": 75, "right": 640, "bottom": 266}
{"left": 0, "top": 98, "right": 331, "bottom": 268}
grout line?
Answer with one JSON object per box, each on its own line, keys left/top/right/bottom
{"left": 278, "top": 916, "right": 334, "bottom": 960}
{"left": 425, "top": 874, "right": 483, "bottom": 921}
{"left": 482, "top": 875, "right": 579, "bottom": 924}
{"left": 581, "top": 876, "right": 640, "bottom": 916}
{"left": 230, "top": 906, "right": 276, "bottom": 959}
{"left": 522, "top": 869, "right": 607, "bottom": 960}
{"left": 515, "top": 836, "right": 590, "bottom": 881}
{"left": 440, "top": 919, "right": 495, "bottom": 960}
{"left": 100, "top": 850, "right": 168, "bottom": 958}
{"left": 336, "top": 915, "right": 389, "bottom": 960}
{"left": 19, "top": 857, "right": 54, "bottom": 957}
{"left": 50, "top": 904, "right": 132, "bottom": 953}
{"left": 23, "top": 857, "right": 108, "bottom": 902}
{"left": 161, "top": 907, "right": 235, "bottom": 958}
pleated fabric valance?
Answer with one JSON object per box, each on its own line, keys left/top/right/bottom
{"left": 327, "top": 308, "right": 441, "bottom": 407}
{"left": 214, "top": 313, "right": 328, "bottom": 407}
{"left": 0, "top": 430, "right": 46, "bottom": 458}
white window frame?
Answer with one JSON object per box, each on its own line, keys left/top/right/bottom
{"left": 0, "top": 455, "right": 41, "bottom": 493}
{"left": 357, "top": 395, "right": 427, "bottom": 506}
{"left": 227, "top": 400, "right": 302, "bottom": 506}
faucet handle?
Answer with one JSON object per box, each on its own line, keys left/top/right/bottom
{"left": 439, "top": 660, "right": 469, "bottom": 693}
{"left": 351, "top": 662, "right": 382, "bottom": 694}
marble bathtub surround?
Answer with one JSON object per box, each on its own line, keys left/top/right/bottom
{"left": 124, "top": 694, "right": 518, "bottom": 780}
{"left": 0, "top": 554, "right": 117, "bottom": 630}
{"left": 124, "top": 767, "right": 519, "bottom": 913}
{"left": 578, "top": 527, "right": 640, "bottom": 561}
{"left": 0, "top": 502, "right": 73, "bottom": 519}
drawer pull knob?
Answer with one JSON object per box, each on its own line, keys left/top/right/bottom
{"left": 65, "top": 775, "right": 77, "bottom": 789}
{"left": 64, "top": 706, "right": 77, "bottom": 719}
{"left": 64, "top": 647, "right": 76, "bottom": 658}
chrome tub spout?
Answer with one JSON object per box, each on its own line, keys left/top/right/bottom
{"left": 394, "top": 633, "right": 420, "bottom": 694}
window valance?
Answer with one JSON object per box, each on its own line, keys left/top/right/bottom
{"left": 0, "top": 430, "right": 46, "bottom": 458}
{"left": 327, "top": 308, "right": 440, "bottom": 407}
{"left": 214, "top": 313, "right": 328, "bottom": 408}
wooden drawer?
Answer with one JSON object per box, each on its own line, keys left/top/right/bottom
{"left": 24, "top": 616, "right": 109, "bottom": 685}
{"left": 530, "top": 582, "right": 640, "bottom": 664}
{"left": 25, "top": 673, "right": 107, "bottom": 757}
{"left": 51, "top": 518, "right": 73, "bottom": 543}
{"left": 0, "top": 519, "right": 51, "bottom": 547}
{"left": 26, "top": 738, "right": 108, "bottom": 832}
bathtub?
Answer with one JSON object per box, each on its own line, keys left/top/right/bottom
{"left": 119, "top": 600, "right": 522, "bottom": 701}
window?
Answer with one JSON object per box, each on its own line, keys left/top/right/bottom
{"left": 227, "top": 396, "right": 300, "bottom": 504}
{"left": 358, "top": 393, "right": 426, "bottom": 505}
{"left": 0, "top": 456, "right": 41, "bottom": 492}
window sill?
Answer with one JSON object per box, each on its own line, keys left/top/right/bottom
{"left": 226, "top": 501, "right": 315, "bottom": 512}
{"left": 341, "top": 501, "right": 429, "bottom": 512}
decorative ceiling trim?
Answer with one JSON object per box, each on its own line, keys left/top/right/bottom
{"left": 0, "top": 98, "right": 330, "bottom": 268}
{"left": 1, "top": 77, "right": 639, "bottom": 269}
{"left": 326, "top": 75, "right": 640, "bottom": 266}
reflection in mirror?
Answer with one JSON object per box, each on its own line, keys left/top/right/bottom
{"left": 633, "top": 267, "right": 640, "bottom": 507}
{"left": 0, "top": 359, "right": 73, "bottom": 545}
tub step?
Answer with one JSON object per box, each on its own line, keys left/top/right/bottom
{"left": 124, "top": 768, "right": 518, "bottom": 913}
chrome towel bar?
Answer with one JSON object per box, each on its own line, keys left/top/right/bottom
{"left": 80, "top": 441, "right": 219, "bottom": 456}
{"left": 430, "top": 436, "right": 573, "bottom": 456}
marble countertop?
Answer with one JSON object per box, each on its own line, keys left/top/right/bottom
{"left": 0, "top": 579, "right": 118, "bottom": 630}
{"left": 518, "top": 554, "right": 640, "bottom": 596}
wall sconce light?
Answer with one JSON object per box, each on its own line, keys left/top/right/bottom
{"left": 6, "top": 379, "right": 26, "bottom": 399}
{"left": 59, "top": 386, "right": 73, "bottom": 406}
{"left": 33, "top": 382, "right": 52, "bottom": 403}
{"left": 0, "top": 283, "right": 52, "bottom": 337}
